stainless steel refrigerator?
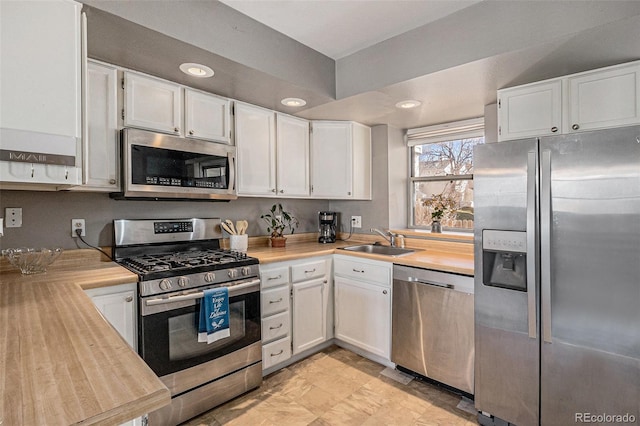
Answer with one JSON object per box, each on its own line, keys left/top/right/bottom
{"left": 473, "top": 126, "right": 640, "bottom": 426}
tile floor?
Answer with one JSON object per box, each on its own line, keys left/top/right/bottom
{"left": 184, "top": 345, "right": 478, "bottom": 425}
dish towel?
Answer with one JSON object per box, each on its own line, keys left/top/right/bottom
{"left": 198, "top": 287, "right": 231, "bottom": 344}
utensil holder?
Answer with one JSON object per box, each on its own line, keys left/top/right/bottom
{"left": 230, "top": 234, "right": 248, "bottom": 253}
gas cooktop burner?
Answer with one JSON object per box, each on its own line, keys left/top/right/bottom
{"left": 119, "top": 248, "right": 252, "bottom": 278}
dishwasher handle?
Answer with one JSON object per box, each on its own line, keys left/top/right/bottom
{"left": 406, "top": 276, "right": 453, "bottom": 289}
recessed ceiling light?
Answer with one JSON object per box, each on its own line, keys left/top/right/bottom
{"left": 179, "top": 63, "right": 214, "bottom": 78}
{"left": 281, "top": 97, "right": 307, "bottom": 107}
{"left": 395, "top": 99, "right": 422, "bottom": 109}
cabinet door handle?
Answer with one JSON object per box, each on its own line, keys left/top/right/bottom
{"left": 572, "top": 124, "right": 580, "bottom": 130}
{"left": 304, "top": 268, "right": 316, "bottom": 274}
{"left": 271, "top": 188, "right": 277, "bottom": 193}
{"left": 267, "top": 275, "right": 282, "bottom": 280}
{"left": 269, "top": 298, "right": 283, "bottom": 304}
{"left": 353, "top": 268, "right": 365, "bottom": 273}
{"left": 31, "top": 165, "right": 34, "bottom": 178}
{"left": 125, "top": 296, "right": 133, "bottom": 302}
{"left": 383, "top": 290, "right": 388, "bottom": 295}
{"left": 189, "top": 130, "right": 194, "bottom": 135}
{"left": 279, "top": 189, "right": 284, "bottom": 193}
{"left": 551, "top": 126, "right": 558, "bottom": 133}
{"left": 174, "top": 127, "right": 180, "bottom": 133}
{"left": 270, "top": 350, "right": 284, "bottom": 357}
{"left": 109, "top": 179, "right": 116, "bottom": 185}
{"left": 269, "top": 323, "right": 283, "bottom": 330}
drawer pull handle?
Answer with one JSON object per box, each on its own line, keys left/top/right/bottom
{"left": 267, "top": 275, "right": 282, "bottom": 280}
{"left": 353, "top": 268, "right": 365, "bottom": 273}
{"left": 271, "top": 350, "right": 284, "bottom": 357}
{"left": 304, "top": 268, "right": 316, "bottom": 273}
{"left": 269, "top": 298, "right": 283, "bottom": 304}
{"left": 269, "top": 323, "right": 283, "bottom": 330}
{"left": 383, "top": 290, "right": 388, "bottom": 295}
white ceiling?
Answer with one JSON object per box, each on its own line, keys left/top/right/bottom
{"left": 219, "top": 0, "right": 481, "bottom": 59}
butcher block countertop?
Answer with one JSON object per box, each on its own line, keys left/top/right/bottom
{"left": 247, "top": 232, "right": 474, "bottom": 276}
{"left": 0, "top": 250, "right": 170, "bottom": 426}
{"left": 0, "top": 233, "right": 472, "bottom": 425}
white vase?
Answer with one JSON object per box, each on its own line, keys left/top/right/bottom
{"left": 229, "top": 234, "right": 249, "bottom": 252}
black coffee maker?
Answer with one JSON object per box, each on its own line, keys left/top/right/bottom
{"left": 318, "top": 211, "right": 337, "bottom": 243}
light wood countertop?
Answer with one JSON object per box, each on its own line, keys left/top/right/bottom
{"left": 0, "top": 250, "right": 170, "bottom": 426}
{"left": 0, "top": 234, "right": 472, "bottom": 425}
{"left": 248, "top": 234, "right": 474, "bottom": 276}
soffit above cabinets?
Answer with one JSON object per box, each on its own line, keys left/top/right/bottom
{"left": 83, "top": 1, "right": 640, "bottom": 130}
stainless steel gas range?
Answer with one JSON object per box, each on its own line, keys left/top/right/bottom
{"left": 113, "top": 218, "right": 262, "bottom": 426}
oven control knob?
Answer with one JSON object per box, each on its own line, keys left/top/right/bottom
{"left": 241, "top": 267, "right": 251, "bottom": 276}
{"left": 204, "top": 272, "right": 215, "bottom": 283}
{"left": 177, "top": 277, "right": 189, "bottom": 287}
{"left": 228, "top": 269, "right": 238, "bottom": 279}
{"left": 159, "top": 279, "right": 172, "bottom": 291}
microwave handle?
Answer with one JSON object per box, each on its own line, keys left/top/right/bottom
{"left": 228, "top": 152, "right": 236, "bottom": 191}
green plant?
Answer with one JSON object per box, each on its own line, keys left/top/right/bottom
{"left": 260, "top": 203, "right": 299, "bottom": 238}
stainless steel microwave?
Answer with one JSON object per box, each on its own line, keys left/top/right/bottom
{"left": 112, "top": 128, "right": 236, "bottom": 200}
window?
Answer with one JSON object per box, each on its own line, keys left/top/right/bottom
{"left": 407, "top": 118, "right": 485, "bottom": 231}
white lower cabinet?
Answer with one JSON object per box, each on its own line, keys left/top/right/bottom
{"left": 84, "top": 282, "right": 140, "bottom": 426}
{"left": 84, "top": 283, "right": 137, "bottom": 350}
{"left": 334, "top": 256, "right": 392, "bottom": 362}
{"left": 259, "top": 257, "right": 332, "bottom": 373}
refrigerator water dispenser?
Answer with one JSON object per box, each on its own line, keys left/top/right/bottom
{"left": 482, "top": 230, "right": 527, "bottom": 291}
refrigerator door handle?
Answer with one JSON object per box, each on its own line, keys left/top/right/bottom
{"left": 526, "top": 150, "right": 538, "bottom": 339}
{"left": 541, "top": 149, "right": 552, "bottom": 343}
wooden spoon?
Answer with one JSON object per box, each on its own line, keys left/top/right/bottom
{"left": 221, "top": 221, "right": 235, "bottom": 235}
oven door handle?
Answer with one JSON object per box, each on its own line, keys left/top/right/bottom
{"left": 145, "top": 278, "right": 260, "bottom": 306}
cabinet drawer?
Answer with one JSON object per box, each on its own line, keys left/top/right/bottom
{"left": 260, "top": 266, "right": 289, "bottom": 289}
{"left": 334, "top": 257, "right": 391, "bottom": 286}
{"left": 291, "top": 259, "right": 326, "bottom": 283}
{"left": 262, "top": 311, "right": 290, "bottom": 343}
{"left": 262, "top": 337, "right": 291, "bottom": 370}
{"left": 261, "top": 286, "right": 290, "bottom": 316}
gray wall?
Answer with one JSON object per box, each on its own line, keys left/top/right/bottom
{"left": 82, "top": 0, "right": 335, "bottom": 98}
{"left": 0, "top": 190, "right": 329, "bottom": 250}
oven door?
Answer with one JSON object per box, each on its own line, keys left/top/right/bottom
{"left": 121, "top": 128, "right": 237, "bottom": 200}
{"left": 139, "top": 278, "right": 260, "bottom": 377}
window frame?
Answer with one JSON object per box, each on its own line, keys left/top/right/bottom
{"left": 406, "top": 118, "right": 484, "bottom": 232}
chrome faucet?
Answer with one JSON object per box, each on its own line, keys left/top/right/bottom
{"left": 370, "top": 228, "right": 403, "bottom": 247}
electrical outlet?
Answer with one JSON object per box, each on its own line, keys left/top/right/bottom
{"left": 351, "top": 216, "right": 362, "bottom": 228}
{"left": 71, "top": 218, "right": 86, "bottom": 237}
{"left": 5, "top": 208, "right": 22, "bottom": 228}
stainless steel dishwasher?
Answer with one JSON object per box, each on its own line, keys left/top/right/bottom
{"left": 392, "top": 264, "right": 474, "bottom": 395}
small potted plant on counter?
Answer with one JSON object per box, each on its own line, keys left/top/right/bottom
{"left": 423, "top": 193, "right": 457, "bottom": 233}
{"left": 261, "top": 203, "right": 299, "bottom": 247}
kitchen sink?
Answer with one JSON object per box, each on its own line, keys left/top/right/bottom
{"left": 339, "top": 244, "right": 416, "bottom": 257}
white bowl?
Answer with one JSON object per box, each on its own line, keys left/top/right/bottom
{"left": 2, "top": 247, "right": 63, "bottom": 274}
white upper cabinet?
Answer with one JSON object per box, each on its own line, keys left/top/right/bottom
{"left": 498, "top": 80, "right": 562, "bottom": 141}
{"left": 0, "top": 0, "right": 82, "bottom": 187}
{"left": 566, "top": 63, "right": 640, "bottom": 132}
{"left": 124, "top": 72, "right": 182, "bottom": 136}
{"left": 185, "top": 89, "right": 231, "bottom": 144}
{"left": 276, "top": 113, "right": 310, "bottom": 197}
{"left": 498, "top": 61, "right": 640, "bottom": 141}
{"left": 310, "top": 121, "right": 371, "bottom": 200}
{"left": 235, "top": 102, "right": 277, "bottom": 196}
{"left": 78, "top": 61, "right": 119, "bottom": 191}
{"left": 235, "top": 104, "right": 310, "bottom": 197}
